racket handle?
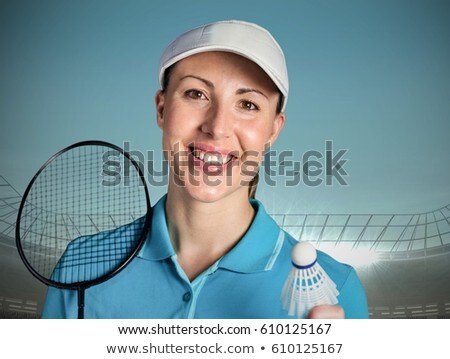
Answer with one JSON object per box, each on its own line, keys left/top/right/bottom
{"left": 77, "top": 288, "right": 85, "bottom": 319}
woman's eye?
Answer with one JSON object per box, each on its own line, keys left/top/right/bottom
{"left": 240, "top": 100, "right": 259, "bottom": 111}
{"left": 185, "top": 89, "right": 206, "bottom": 100}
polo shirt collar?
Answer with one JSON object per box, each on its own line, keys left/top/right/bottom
{"left": 218, "top": 199, "right": 283, "bottom": 273}
{"left": 137, "top": 195, "right": 174, "bottom": 260}
{"left": 137, "top": 195, "right": 284, "bottom": 273}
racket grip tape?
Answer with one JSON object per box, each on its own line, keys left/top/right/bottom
{"left": 77, "top": 288, "right": 85, "bottom": 319}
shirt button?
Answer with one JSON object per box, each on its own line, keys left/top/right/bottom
{"left": 182, "top": 292, "right": 191, "bottom": 302}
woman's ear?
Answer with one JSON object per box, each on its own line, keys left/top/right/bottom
{"left": 155, "top": 90, "right": 165, "bottom": 129}
{"left": 267, "top": 112, "right": 286, "bottom": 147}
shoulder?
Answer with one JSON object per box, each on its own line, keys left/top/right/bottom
{"left": 316, "top": 249, "right": 357, "bottom": 289}
{"left": 52, "top": 216, "right": 146, "bottom": 283}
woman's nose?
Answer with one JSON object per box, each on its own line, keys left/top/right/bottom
{"left": 200, "top": 103, "right": 233, "bottom": 139}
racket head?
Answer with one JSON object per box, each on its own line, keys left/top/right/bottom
{"left": 15, "top": 140, "right": 151, "bottom": 290}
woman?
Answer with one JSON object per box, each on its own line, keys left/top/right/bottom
{"left": 42, "top": 20, "right": 368, "bottom": 318}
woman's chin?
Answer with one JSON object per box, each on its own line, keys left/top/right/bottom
{"left": 173, "top": 176, "right": 246, "bottom": 204}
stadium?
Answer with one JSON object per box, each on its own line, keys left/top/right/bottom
{"left": 1, "top": 175, "right": 449, "bottom": 319}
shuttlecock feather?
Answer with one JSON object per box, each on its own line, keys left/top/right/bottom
{"left": 281, "top": 241, "right": 339, "bottom": 318}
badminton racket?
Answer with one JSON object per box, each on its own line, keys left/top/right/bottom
{"left": 15, "top": 140, "right": 151, "bottom": 318}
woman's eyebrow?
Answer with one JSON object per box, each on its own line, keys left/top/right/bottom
{"left": 180, "top": 75, "right": 214, "bottom": 89}
{"left": 236, "top": 88, "right": 268, "bottom": 100}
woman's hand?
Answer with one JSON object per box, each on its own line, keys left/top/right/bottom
{"left": 307, "top": 305, "right": 345, "bottom": 319}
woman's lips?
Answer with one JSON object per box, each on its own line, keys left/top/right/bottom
{"left": 187, "top": 143, "right": 238, "bottom": 175}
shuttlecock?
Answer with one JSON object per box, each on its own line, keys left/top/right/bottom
{"left": 281, "top": 241, "right": 339, "bottom": 318}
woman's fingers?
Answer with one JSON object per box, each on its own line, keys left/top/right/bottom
{"left": 307, "top": 305, "right": 345, "bottom": 319}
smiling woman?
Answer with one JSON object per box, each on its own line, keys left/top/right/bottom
{"left": 157, "top": 52, "right": 284, "bottom": 204}
{"left": 41, "top": 20, "right": 369, "bottom": 319}
{"left": 157, "top": 51, "right": 285, "bottom": 280}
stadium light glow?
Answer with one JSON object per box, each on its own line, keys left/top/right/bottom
{"left": 316, "top": 243, "right": 379, "bottom": 268}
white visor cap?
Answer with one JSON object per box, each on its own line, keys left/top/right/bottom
{"left": 158, "top": 20, "right": 289, "bottom": 112}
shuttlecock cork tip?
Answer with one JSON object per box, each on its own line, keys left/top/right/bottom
{"left": 291, "top": 241, "right": 317, "bottom": 268}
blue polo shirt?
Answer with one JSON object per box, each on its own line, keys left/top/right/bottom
{"left": 41, "top": 195, "right": 369, "bottom": 319}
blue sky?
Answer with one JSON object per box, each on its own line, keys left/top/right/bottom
{"left": 0, "top": 0, "right": 449, "bottom": 214}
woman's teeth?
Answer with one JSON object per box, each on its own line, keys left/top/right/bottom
{"left": 192, "top": 149, "right": 232, "bottom": 165}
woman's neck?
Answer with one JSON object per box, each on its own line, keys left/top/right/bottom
{"left": 165, "top": 185, "right": 255, "bottom": 281}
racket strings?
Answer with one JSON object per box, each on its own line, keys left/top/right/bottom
{"left": 18, "top": 145, "right": 148, "bottom": 284}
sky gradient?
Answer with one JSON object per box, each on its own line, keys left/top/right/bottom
{"left": 1, "top": 0, "right": 449, "bottom": 215}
